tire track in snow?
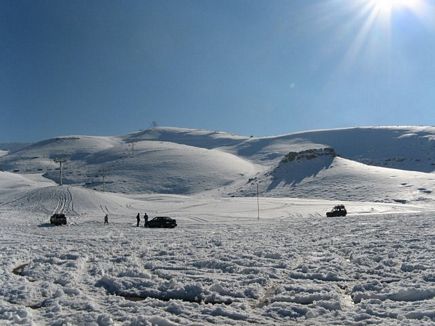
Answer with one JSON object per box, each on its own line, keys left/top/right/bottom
{"left": 52, "top": 190, "right": 62, "bottom": 215}
{"left": 100, "top": 205, "right": 109, "bottom": 214}
{"left": 0, "top": 192, "right": 31, "bottom": 207}
{"left": 66, "top": 187, "right": 77, "bottom": 215}
{"left": 58, "top": 188, "right": 66, "bottom": 214}
{"left": 188, "top": 216, "right": 207, "bottom": 223}
{"left": 52, "top": 187, "right": 68, "bottom": 215}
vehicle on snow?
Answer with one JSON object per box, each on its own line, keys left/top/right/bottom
{"left": 146, "top": 216, "right": 177, "bottom": 228}
{"left": 50, "top": 213, "right": 67, "bottom": 225}
{"left": 326, "top": 205, "right": 347, "bottom": 217}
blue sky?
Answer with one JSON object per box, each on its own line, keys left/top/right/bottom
{"left": 1, "top": 0, "right": 435, "bottom": 142}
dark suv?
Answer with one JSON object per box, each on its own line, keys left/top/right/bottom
{"left": 50, "top": 213, "right": 67, "bottom": 225}
{"left": 147, "top": 216, "right": 177, "bottom": 228}
{"left": 326, "top": 205, "right": 347, "bottom": 217}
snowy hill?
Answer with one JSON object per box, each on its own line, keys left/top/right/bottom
{"left": 233, "top": 156, "right": 435, "bottom": 204}
{"left": 77, "top": 140, "right": 255, "bottom": 194}
{"left": 0, "top": 185, "right": 136, "bottom": 217}
{"left": 0, "top": 136, "right": 122, "bottom": 173}
{"left": 0, "top": 142, "right": 30, "bottom": 158}
{"left": 1, "top": 126, "right": 435, "bottom": 203}
{"left": 227, "top": 126, "right": 435, "bottom": 172}
{"left": 0, "top": 142, "right": 29, "bottom": 153}
{"left": 0, "top": 171, "right": 55, "bottom": 197}
{"left": 0, "top": 131, "right": 255, "bottom": 194}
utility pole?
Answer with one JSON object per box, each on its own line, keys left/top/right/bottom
{"left": 256, "top": 183, "right": 260, "bottom": 221}
{"left": 98, "top": 169, "right": 109, "bottom": 192}
{"left": 128, "top": 142, "right": 135, "bottom": 157}
{"left": 54, "top": 158, "right": 66, "bottom": 186}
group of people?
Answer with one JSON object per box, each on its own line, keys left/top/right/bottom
{"left": 103, "top": 212, "right": 149, "bottom": 226}
{"left": 136, "top": 212, "right": 149, "bottom": 227}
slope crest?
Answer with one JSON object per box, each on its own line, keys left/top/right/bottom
{"left": 123, "top": 127, "right": 248, "bottom": 149}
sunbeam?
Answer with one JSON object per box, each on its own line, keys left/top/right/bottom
{"left": 308, "top": 0, "right": 433, "bottom": 78}
{"left": 370, "top": 0, "right": 424, "bottom": 15}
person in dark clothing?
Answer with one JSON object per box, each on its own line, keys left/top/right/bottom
{"left": 136, "top": 213, "right": 140, "bottom": 227}
{"left": 144, "top": 213, "right": 149, "bottom": 227}
{"left": 104, "top": 214, "right": 109, "bottom": 224}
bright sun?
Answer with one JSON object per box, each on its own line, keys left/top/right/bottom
{"left": 371, "top": 0, "right": 422, "bottom": 15}
{"left": 313, "top": 0, "right": 431, "bottom": 73}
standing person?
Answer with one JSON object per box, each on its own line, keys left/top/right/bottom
{"left": 136, "top": 213, "right": 140, "bottom": 227}
{"left": 104, "top": 214, "right": 109, "bottom": 224}
{"left": 144, "top": 213, "right": 149, "bottom": 227}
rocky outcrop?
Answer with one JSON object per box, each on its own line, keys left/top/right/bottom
{"left": 280, "top": 147, "right": 336, "bottom": 164}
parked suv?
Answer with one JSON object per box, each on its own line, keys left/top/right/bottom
{"left": 326, "top": 205, "right": 347, "bottom": 217}
{"left": 50, "top": 213, "right": 67, "bottom": 225}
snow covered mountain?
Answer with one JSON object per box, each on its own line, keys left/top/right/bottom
{"left": 1, "top": 126, "right": 435, "bottom": 204}
{"left": 0, "top": 133, "right": 255, "bottom": 194}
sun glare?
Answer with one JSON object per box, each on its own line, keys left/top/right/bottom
{"left": 371, "top": 0, "right": 423, "bottom": 15}
{"left": 375, "top": 0, "right": 401, "bottom": 12}
{"left": 309, "top": 0, "right": 432, "bottom": 79}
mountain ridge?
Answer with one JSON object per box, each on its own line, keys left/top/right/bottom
{"left": 1, "top": 126, "right": 435, "bottom": 204}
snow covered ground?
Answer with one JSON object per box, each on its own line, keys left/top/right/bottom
{"left": 1, "top": 126, "right": 435, "bottom": 324}
{"left": 0, "top": 184, "right": 434, "bottom": 325}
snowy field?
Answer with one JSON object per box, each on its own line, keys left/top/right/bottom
{"left": 1, "top": 190, "right": 434, "bottom": 325}
{"left": 1, "top": 126, "right": 435, "bottom": 324}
